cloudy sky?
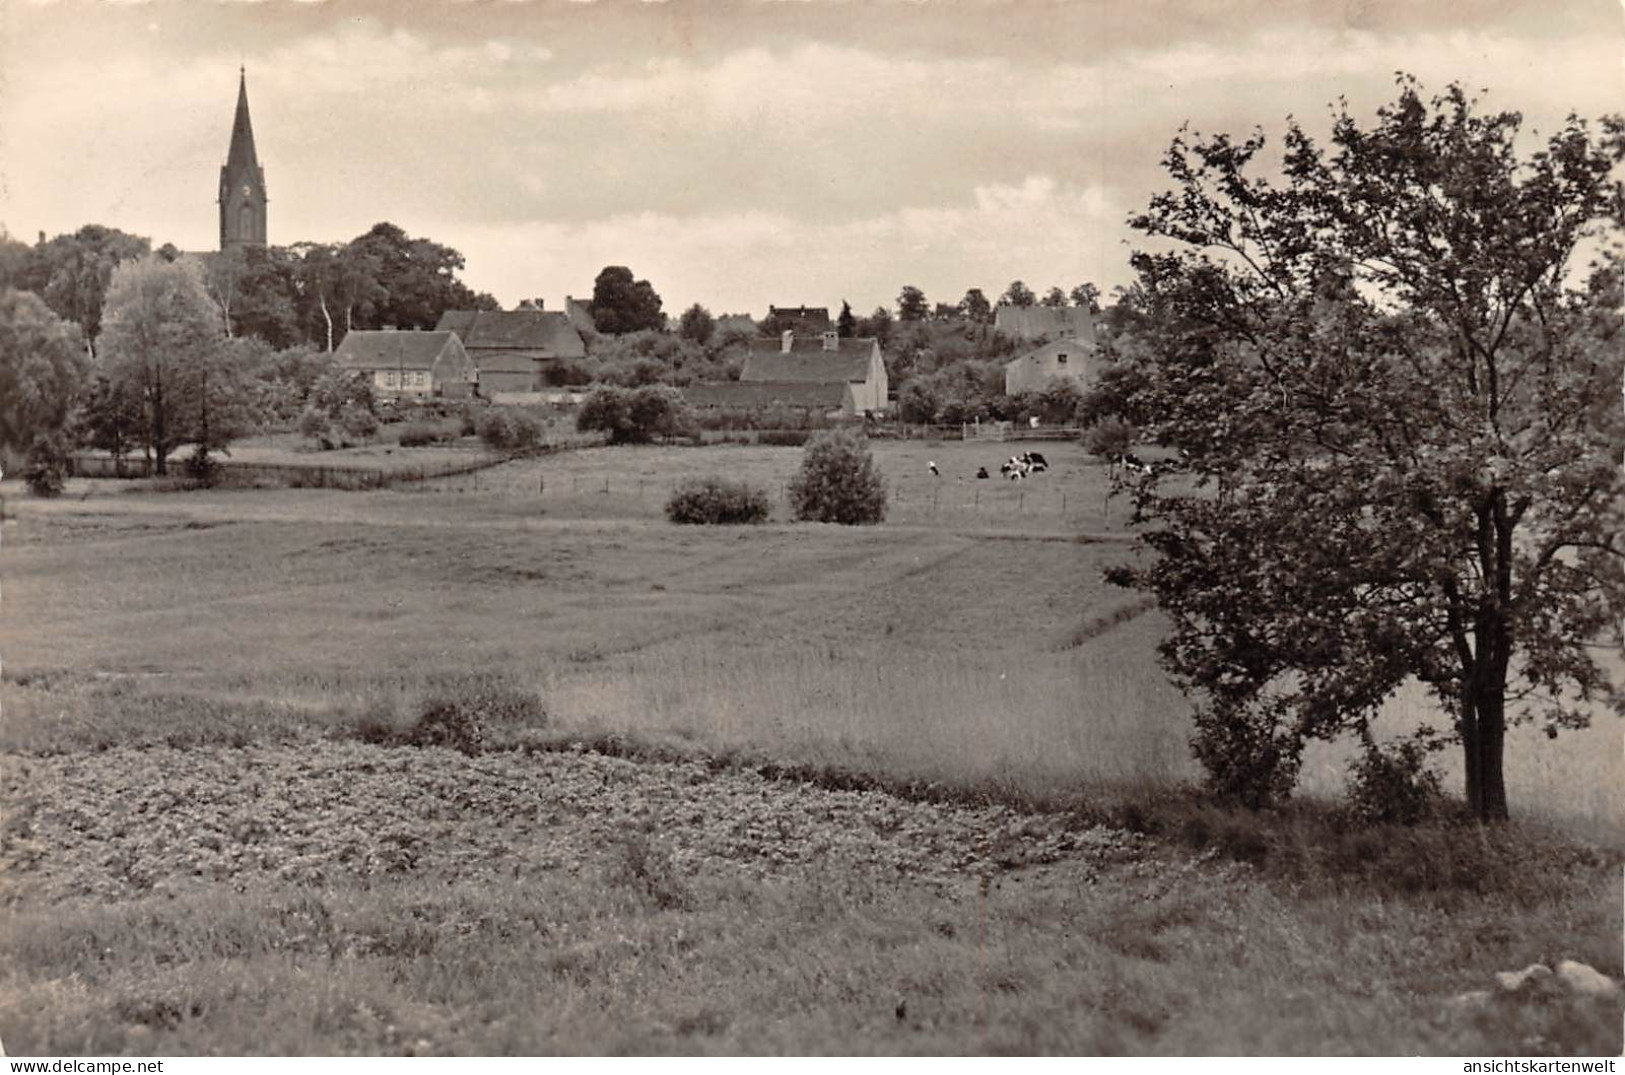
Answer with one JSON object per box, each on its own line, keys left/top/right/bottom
{"left": 2, "top": 0, "right": 1621, "bottom": 316}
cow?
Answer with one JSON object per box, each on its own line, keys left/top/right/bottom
{"left": 1000, "top": 456, "right": 1030, "bottom": 480}
{"left": 1020, "top": 451, "right": 1049, "bottom": 472}
{"left": 975, "top": 466, "right": 990, "bottom": 480}
{"left": 1114, "top": 452, "right": 1154, "bottom": 477}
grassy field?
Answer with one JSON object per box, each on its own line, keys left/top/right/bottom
{"left": 1, "top": 437, "right": 1620, "bottom": 1055}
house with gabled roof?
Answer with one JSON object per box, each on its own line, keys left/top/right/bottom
{"left": 737, "top": 330, "right": 888, "bottom": 415}
{"left": 435, "top": 309, "right": 587, "bottom": 393}
{"left": 994, "top": 305, "right": 1097, "bottom": 345}
{"left": 333, "top": 329, "right": 475, "bottom": 398}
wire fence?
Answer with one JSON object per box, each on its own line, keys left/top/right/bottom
{"left": 65, "top": 451, "right": 528, "bottom": 492}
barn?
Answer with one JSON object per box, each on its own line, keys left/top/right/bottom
{"left": 436, "top": 309, "right": 587, "bottom": 393}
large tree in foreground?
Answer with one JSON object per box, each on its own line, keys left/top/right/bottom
{"left": 1108, "top": 78, "right": 1624, "bottom": 820}
{"left": 99, "top": 256, "right": 235, "bottom": 476}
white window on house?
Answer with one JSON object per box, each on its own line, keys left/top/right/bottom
{"left": 383, "top": 370, "right": 399, "bottom": 388}
{"left": 415, "top": 371, "right": 429, "bottom": 387}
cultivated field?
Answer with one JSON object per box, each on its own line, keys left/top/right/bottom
{"left": 1, "top": 438, "right": 1620, "bottom": 1055}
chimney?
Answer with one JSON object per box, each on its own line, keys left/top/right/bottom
{"left": 822, "top": 330, "right": 838, "bottom": 352}
{"left": 781, "top": 330, "right": 794, "bottom": 354}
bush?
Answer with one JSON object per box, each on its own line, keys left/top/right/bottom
{"left": 577, "top": 385, "right": 693, "bottom": 444}
{"left": 298, "top": 407, "right": 331, "bottom": 443}
{"left": 758, "top": 429, "right": 810, "bottom": 447}
{"left": 23, "top": 438, "right": 68, "bottom": 498}
{"left": 1190, "top": 701, "right": 1301, "bottom": 810}
{"left": 401, "top": 700, "right": 486, "bottom": 756}
{"left": 787, "top": 429, "right": 887, "bottom": 525}
{"left": 339, "top": 405, "right": 379, "bottom": 441}
{"left": 1085, "top": 415, "right": 1137, "bottom": 459}
{"left": 1344, "top": 735, "right": 1443, "bottom": 826}
{"left": 398, "top": 421, "right": 450, "bottom": 448}
{"left": 666, "top": 477, "right": 771, "bottom": 525}
{"left": 182, "top": 446, "right": 219, "bottom": 486}
{"left": 479, "top": 408, "right": 543, "bottom": 452}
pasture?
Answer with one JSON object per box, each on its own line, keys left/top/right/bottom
{"left": 1, "top": 437, "right": 1620, "bottom": 1055}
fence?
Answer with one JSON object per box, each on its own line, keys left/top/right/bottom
{"left": 960, "top": 422, "right": 1083, "bottom": 443}
{"left": 65, "top": 451, "right": 525, "bottom": 492}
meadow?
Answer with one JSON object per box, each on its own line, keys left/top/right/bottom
{"left": 1, "top": 437, "right": 1620, "bottom": 1055}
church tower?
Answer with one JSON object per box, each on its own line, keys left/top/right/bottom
{"left": 218, "top": 68, "right": 267, "bottom": 250}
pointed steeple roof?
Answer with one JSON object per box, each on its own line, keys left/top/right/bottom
{"left": 224, "top": 67, "right": 262, "bottom": 181}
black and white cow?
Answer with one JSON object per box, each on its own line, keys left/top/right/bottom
{"left": 1020, "top": 451, "right": 1049, "bottom": 472}
{"left": 1000, "top": 456, "right": 1029, "bottom": 480}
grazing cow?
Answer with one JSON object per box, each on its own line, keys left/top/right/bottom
{"left": 1001, "top": 456, "right": 1031, "bottom": 480}
{"left": 1019, "top": 451, "right": 1049, "bottom": 472}
{"left": 976, "top": 466, "right": 990, "bottom": 480}
{"left": 1114, "top": 452, "right": 1154, "bottom": 477}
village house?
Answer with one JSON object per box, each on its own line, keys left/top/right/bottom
{"left": 435, "top": 308, "right": 587, "bottom": 393}
{"left": 739, "top": 330, "right": 887, "bottom": 414}
{"left": 765, "top": 305, "right": 832, "bottom": 335}
{"left": 332, "top": 329, "right": 475, "bottom": 398}
{"left": 1004, "top": 336, "right": 1096, "bottom": 396}
{"left": 993, "top": 304, "right": 1097, "bottom": 345}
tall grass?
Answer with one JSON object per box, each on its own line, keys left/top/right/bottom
{"left": 540, "top": 633, "right": 1196, "bottom": 801}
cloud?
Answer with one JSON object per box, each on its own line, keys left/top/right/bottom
{"left": 442, "top": 176, "right": 1123, "bottom": 314}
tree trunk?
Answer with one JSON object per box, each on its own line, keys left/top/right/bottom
{"left": 152, "top": 371, "right": 166, "bottom": 477}
{"left": 319, "top": 293, "right": 334, "bottom": 353}
{"left": 1475, "top": 694, "right": 1509, "bottom": 822}
{"left": 1459, "top": 699, "right": 1481, "bottom": 815}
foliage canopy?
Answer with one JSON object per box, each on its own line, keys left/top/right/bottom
{"left": 1108, "top": 78, "right": 1625, "bottom": 820}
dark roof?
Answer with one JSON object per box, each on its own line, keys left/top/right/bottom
{"left": 468, "top": 351, "right": 553, "bottom": 375}
{"left": 333, "top": 330, "right": 458, "bottom": 370}
{"left": 741, "top": 337, "right": 876, "bottom": 384}
{"left": 435, "top": 310, "right": 584, "bottom": 356}
{"left": 683, "top": 382, "right": 848, "bottom": 409}
{"left": 993, "top": 305, "right": 1097, "bottom": 344}
{"left": 768, "top": 306, "right": 832, "bottom": 332}
{"left": 436, "top": 310, "right": 478, "bottom": 339}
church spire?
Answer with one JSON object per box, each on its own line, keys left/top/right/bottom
{"left": 219, "top": 67, "right": 267, "bottom": 250}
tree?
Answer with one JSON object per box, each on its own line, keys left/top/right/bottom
{"left": 0, "top": 289, "right": 89, "bottom": 466}
{"left": 98, "top": 256, "right": 230, "bottom": 475}
{"left": 1070, "top": 282, "right": 1103, "bottom": 314}
{"left": 591, "top": 266, "right": 664, "bottom": 335}
{"left": 897, "top": 285, "right": 929, "bottom": 321}
{"left": 837, "top": 300, "right": 857, "bottom": 338}
{"left": 1000, "top": 280, "right": 1036, "bottom": 308}
{"left": 206, "top": 245, "right": 301, "bottom": 348}
{"left": 958, "top": 288, "right": 992, "bottom": 324}
{"left": 348, "top": 222, "right": 496, "bottom": 332}
{"left": 787, "top": 429, "right": 887, "bottom": 524}
{"left": 1041, "top": 286, "right": 1068, "bottom": 308}
{"left": 678, "top": 303, "right": 715, "bottom": 345}
{"left": 22, "top": 225, "right": 150, "bottom": 355}
{"left": 73, "top": 374, "right": 144, "bottom": 472}
{"left": 856, "top": 306, "right": 894, "bottom": 346}
{"left": 290, "top": 241, "right": 385, "bottom": 352}
{"left": 1108, "top": 78, "right": 1625, "bottom": 820}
